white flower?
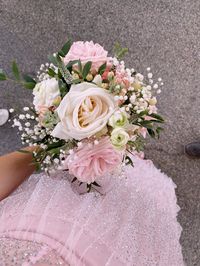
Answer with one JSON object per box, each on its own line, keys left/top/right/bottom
{"left": 130, "top": 94, "right": 136, "bottom": 104}
{"left": 149, "top": 97, "right": 157, "bottom": 105}
{"left": 109, "top": 110, "right": 128, "bottom": 128}
{"left": 33, "top": 78, "right": 60, "bottom": 111}
{"left": 93, "top": 74, "right": 102, "bottom": 86}
{"left": 51, "top": 82, "right": 115, "bottom": 140}
{"left": 110, "top": 127, "right": 130, "bottom": 150}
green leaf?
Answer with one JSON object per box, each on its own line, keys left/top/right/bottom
{"left": 0, "top": 71, "right": 7, "bottom": 81}
{"left": 147, "top": 128, "right": 156, "bottom": 138}
{"left": 58, "top": 79, "right": 69, "bottom": 97}
{"left": 23, "top": 82, "right": 36, "bottom": 89}
{"left": 46, "top": 139, "right": 66, "bottom": 151}
{"left": 47, "top": 68, "right": 56, "bottom": 77}
{"left": 66, "top": 60, "right": 80, "bottom": 69}
{"left": 82, "top": 61, "right": 92, "bottom": 79}
{"left": 48, "top": 54, "right": 58, "bottom": 66}
{"left": 12, "top": 60, "right": 20, "bottom": 80}
{"left": 98, "top": 62, "right": 107, "bottom": 75}
{"left": 78, "top": 59, "right": 82, "bottom": 74}
{"left": 72, "top": 78, "right": 81, "bottom": 84}
{"left": 58, "top": 39, "right": 72, "bottom": 57}
{"left": 149, "top": 113, "right": 164, "bottom": 122}
{"left": 23, "top": 74, "right": 36, "bottom": 84}
{"left": 138, "top": 110, "right": 149, "bottom": 117}
{"left": 113, "top": 42, "right": 128, "bottom": 60}
{"left": 56, "top": 55, "right": 73, "bottom": 84}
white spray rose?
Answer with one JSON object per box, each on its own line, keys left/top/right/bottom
{"left": 110, "top": 127, "right": 130, "bottom": 150}
{"left": 33, "top": 78, "right": 60, "bottom": 111}
{"left": 51, "top": 82, "right": 115, "bottom": 140}
{"left": 108, "top": 110, "right": 128, "bottom": 128}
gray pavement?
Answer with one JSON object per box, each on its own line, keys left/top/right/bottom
{"left": 0, "top": 0, "right": 200, "bottom": 265}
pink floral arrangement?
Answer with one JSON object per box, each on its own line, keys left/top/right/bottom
{"left": 0, "top": 40, "right": 164, "bottom": 192}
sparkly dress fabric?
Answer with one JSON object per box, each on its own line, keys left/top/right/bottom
{"left": 0, "top": 156, "right": 184, "bottom": 266}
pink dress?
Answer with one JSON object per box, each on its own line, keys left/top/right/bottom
{"left": 0, "top": 156, "right": 184, "bottom": 266}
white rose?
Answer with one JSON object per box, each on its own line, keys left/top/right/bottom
{"left": 33, "top": 78, "right": 60, "bottom": 111}
{"left": 108, "top": 110, "right": 128, "bottom": 128}
{"left": 110, "top": 127, "right": 130, "bottom": 150}
{"left": 51, "top": 82, "right": 115, "bottom": 140}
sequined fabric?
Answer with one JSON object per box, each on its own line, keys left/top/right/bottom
{"left": 0, "top": 238, "right": 68, "bottom": 266}
{"left": 0, "top": 156, "right": 184, "bottom": 265}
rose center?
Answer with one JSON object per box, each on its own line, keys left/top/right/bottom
{"left": 78, "top": 96, "right": 99, "bottom": 127}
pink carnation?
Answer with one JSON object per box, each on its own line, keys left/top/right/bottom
{"left": 62, "top": 137, "right": 122, "bottom": 184}
{"left": 63, "top": 41, "right": 109, "bottom": 71}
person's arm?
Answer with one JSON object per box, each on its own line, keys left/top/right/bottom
{"left": 0, "top": 146, "right": 38, "bottom": 201}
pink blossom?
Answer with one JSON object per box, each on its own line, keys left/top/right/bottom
{"left": 63, "top": 41, "right": 109, "bottom": 71}
{"left": 38, "top": 106, "right": 49, "bottom": 124}
{"left": 62, "top": 137, "right": 122, "bottom": 184}
{"left": 139, "top": 127, "right": 147, "bottom": 138}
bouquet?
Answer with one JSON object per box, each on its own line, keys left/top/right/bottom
{"left": 0, "top": 40, "right": 164, "bottom": 192}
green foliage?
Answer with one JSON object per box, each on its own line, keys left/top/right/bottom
{"left": 47, "top": 68, "right": 56, "bottom": 77}
{"left": 0, "top": 69, "right": 7, "bottom": 80}
{"left": 66, "top": 60, "right": 80, "bottom": 69}
{"left": 23, "top": 74, "right": 36, "bottom": 84}
{"left": 113, "top": 42, "right": 128, "bottom": 60}
{"left": 98, "top": 62, "right": 107, "bottom": 75}
{"left": 56, "top": 54, "right": 73, "bottom": 84}
{"left": 12, "top": 60, "right": 20, "bottom": 80}
{"left": 82, "top": 61, "right": 92, "bottom": 79}
{"left": 58, "top": 39, "right": 72, "bottom": 57}
{"left": 22, "top": 74, "right": 36, "bottom": 89}
{"left": 128, "top": 138, "right": 144, "bottom": 153}
{"left": 23, "top": 81, "right": 36, "bottom": 89}
{"left": 48, "top": 54, "right": 58, "bottom": 66}
{"left": 58, "top": 79, "right": 69, "bottom": 97}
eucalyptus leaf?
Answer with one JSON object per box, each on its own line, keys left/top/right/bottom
{"left": 12, "top": 61, "right": 20, "bottom": 80}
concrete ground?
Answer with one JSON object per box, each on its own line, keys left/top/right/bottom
{"left": 0, "top": 0, "right": 200, "bottom": 264}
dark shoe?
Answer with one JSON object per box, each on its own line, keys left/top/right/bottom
{"left": 185, "top": 142, "right": 200, "bottom": 158}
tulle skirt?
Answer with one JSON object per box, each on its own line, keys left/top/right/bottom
{"left": 0, "top": 156, "right": 184, "bottom": 265}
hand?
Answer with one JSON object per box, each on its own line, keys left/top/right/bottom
{"left": 0, "top": 146, "right": 38, "bottom": 201}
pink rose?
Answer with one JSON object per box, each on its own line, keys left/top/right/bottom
{"left": 63, "top": 41, "right": 109, "bottom": 71}
{"left": 62, "top": 137, "right": 122, "bottom": 184}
